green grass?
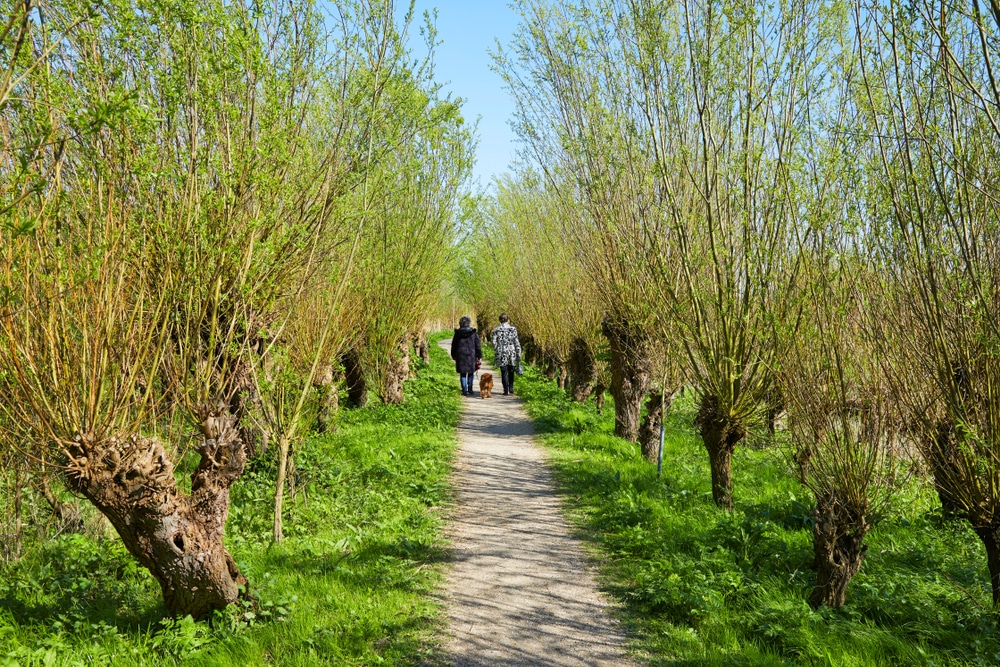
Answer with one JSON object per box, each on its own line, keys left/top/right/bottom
{"left": 0, "top": 332, "right": 460, "bottom": 667}
{"left": 513, "top": 363, "right": 1000, "bottom": 666}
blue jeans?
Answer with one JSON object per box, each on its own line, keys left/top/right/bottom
{"left": 500, "top": 364, "right": 515, "bottom": 394}
{"left": 460, "top": 373, "right": 475, "bottom": 394}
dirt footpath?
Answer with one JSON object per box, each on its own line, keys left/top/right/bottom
{"left": 437, "top": 340, "right": 636, "bottom": 667}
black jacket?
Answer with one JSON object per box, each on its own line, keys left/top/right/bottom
{"left": 451, "top": 326, "right": 482, "bottom": 374}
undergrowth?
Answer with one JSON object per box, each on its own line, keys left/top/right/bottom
{"left": 0, "top": 333, "right": 460, "bottom": 667}
{"left": 515, "top": 364, "right": 1000, "bottom": 666}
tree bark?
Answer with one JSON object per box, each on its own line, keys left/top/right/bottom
{"left": 544, "top": 356, "right": 559, "bottom": 381}
{"left": 412, "top": 331, "right": 430, "bottom": 365}
{"left": 66, "top": 409, "right": 249, "bottom": 619}
{"left": 273, "top": 434, "right": 292, "bottom": 544}
{"left": 638, "top": 391, "right": 674, "bottom": 464}
{"left": 765, "top": 387, "right": 784, "bottom": 435}
{"left": 567, "top": 337, "right": 597, "bottom": 403}
{"left": 556, "top": 364, "right": 568, "bottom": 390}
{"left": 594, "top": 382, "right": 607, "bottom": 415}
{"left": 809, "top": 491, "right": 870, "bottom": 608}
{"left": 523, "top": 337, "right": 539, "bottom": 365}
{"left": 382, "top": 340, "right": 410, "bottom": 404}
{"left": 315, "top": 382, "right": 340, "bottom": 433}
{"left": 342, "top": 348, "right": 367, "bottom": 407}
{"left": 924, "top": 421, "right": 964, "bottom": 516}
{"left": 476, "top": 312, "right": 491, "bottom": 342}
{"left": 602, "top": 318, "right": 652, "bottom": 443}
{"left": 975, "top": 525, "right": 1000, "bottom": 606}
{"left": 926, "top": 419, "right": 1000, "bottom": 604}
{"left": 794, "top": 444, "right": 813, "bottom": 485}
{"left": 695, "top": 394, "right": 746, "bottom": 510}
{"left": 313, "top": 364, "right": 339, "bottom": 434}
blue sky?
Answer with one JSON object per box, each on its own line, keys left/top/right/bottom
{"left": 403, "top": 1, "right": 521, "bottom": 187}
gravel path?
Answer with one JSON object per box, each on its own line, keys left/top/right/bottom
{"left": 438, "top": 339, "right": 636, "bottom": 667}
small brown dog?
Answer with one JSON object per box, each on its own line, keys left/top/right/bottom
{"left": 479, "top": 372, "right": 494, "bottom": 399}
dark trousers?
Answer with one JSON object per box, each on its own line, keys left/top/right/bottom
{"left": 460, "top": 373, "right": 475, "bottom": 394}
{"left": 500, "top": 364, "right": 515, "bottom": 394}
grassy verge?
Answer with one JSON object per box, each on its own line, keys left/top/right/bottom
{"left": 0, "top": 332, "right": 460, "bottom": 667}
{"left": 513, "top": 364, "right": 1000, "bottom": 666}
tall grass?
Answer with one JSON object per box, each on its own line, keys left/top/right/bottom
{"left": 515, "top": 366, "right": 1000, "bottom": 666}
{"left": 0, "top": 334, "right": 460, "bottom": 667}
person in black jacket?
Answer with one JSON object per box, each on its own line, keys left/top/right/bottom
{"left": 451, "top": 316, "right": 482, "bottom": 396}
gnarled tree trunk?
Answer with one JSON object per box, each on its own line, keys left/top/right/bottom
{"left": 975, "top": 524, "right": 1000, "bottom": 606}
{"left": 765, "top": 387, "right": 784, "bottom": 435}
{"left": 602, "top": 318, "right": 652, "bottom": 443}
{"left": 544, "top": 356, "right": 559, "bottom": 381}
{"left": 638, "top": 391, "right": 675, "bottom": 464}
{"left": 695, "top": 394, "right": 746, "bottom": 510}
{"left": 794, "top": 444, "right": 813, "bottom": 485}
{"left": 382, "top": 340, "right": 411, "bottom": 404}
{"left": 523, "top": 337, "right": 539, "bottom": 365}
{"left": 593, "top": 382, "right": 607, "bottom": 415}
{"left": 476, "top": 312, "right": 491, "bottom": 342}
{"left": 567, "top": 337, "right": 597, "bottom": 403}
{"left": 412, "top": 331, "right": 430, "bottom": 365}
{"left": 342, "top": 348, "right": 367, "bottom": 407}
{"left": 924, "top": 421, "right": 964, "bottom": 516}
{"left": 313, "top": 363, "right": 338, "bottom": 433}
{"left": 809, "top": 491, "right": 870, "bottom": 608}
{"left": 556, "top": 364, "right": 568, "bottom": 390}
{"left": 922, "top": 418, "right": 1000, "bottom": 604}
{"left": 66, "top": 407, "right": 250, "bottom": 619}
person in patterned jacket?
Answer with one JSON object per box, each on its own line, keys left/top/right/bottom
{"left": 491, "top": 313, "right": 522, "bottom": 396}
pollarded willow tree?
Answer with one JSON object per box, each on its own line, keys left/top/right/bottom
{"left": 0, "top": 0, "right": 449, "bottom": 618}
{"left": 629, "top": 0, "right": 850, "bottom": 509}
{"left": 779, "top": 236, "right": 905, "bottom": 608}
{"left": 855, "top": 0, "right": 1000, "bottom": 603}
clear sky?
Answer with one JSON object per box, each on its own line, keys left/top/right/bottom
{"left": 403, "top": 1, "right": 522, "bottom": 187}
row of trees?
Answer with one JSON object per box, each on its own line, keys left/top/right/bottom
{"left": 461, "top": 0, "right": 1000, "bottom": 609}
{"left": 0, "top": 0, "right": 472, "bottom": 618}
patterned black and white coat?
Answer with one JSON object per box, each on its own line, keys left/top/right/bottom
{"left": 490, "top": 322, "right": 522, "bottom": 368}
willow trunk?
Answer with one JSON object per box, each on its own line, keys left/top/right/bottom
{"left": 66, "top": 410, "right": 249, "bottom": 619}
{"left": 342, "top": 348, "right": 368, "bottom": 407}
{"left": 602, "top": 318, "right": 652, "bottom": 443}
{"left": 695, "top": 394, "right": 745, "bottom": 510}
{"left": 638, "top": 391, "right": 672, "bottom": 463}
{"left": 809, "top": 492, "right": 870, "bottom": 608}
{"left": 567, "top": 337, "right": 597, "bottom": 403}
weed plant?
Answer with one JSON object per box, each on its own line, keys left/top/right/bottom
{"left": 0, "top": 334, "right": 459, "bottom": 666}
{"left": 515, "top": 365, "right": 1000, "bottom": 666}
